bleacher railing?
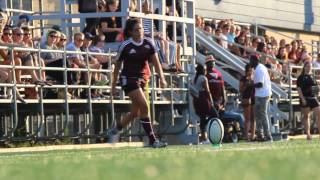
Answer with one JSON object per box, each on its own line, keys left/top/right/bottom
{"left": 0, "top": 0, "right": 198, "bottom": 144}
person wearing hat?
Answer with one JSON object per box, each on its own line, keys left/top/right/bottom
{"left": 17, "top": 14, "right": 30, "bottom": 27}
{"left": 206, "top": 55, "right": 244, "bottom": 138}
{"left": 79, "top": 32, "right": 103, "bottom": 98}
{"left": 80, "top": 32, "right": 100, "bottom": 68}
{"left": 205, "top": 55, "right": 226, "bottom": 110}
{"left": 249, "top": 54, "right": 272, "bottom": 142}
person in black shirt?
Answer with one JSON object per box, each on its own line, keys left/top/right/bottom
{"left": 239, "top": 64, "right": 255, "bottom": 141}
{"left": 99, "top": 0, "right": 122, "bottom": 42}
{"left": 297, "top": 61, "right": 320, "bottom": 140}
{"left": 109, "top": 18, "right": 168, "bottom": 148}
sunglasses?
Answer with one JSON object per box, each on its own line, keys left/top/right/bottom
{"left": 77, "top": 38, "right": 84, "bottom": 42}
{"left": 14, "top": 33, "right": 23, "bottom": 36}
{"left": 24, "top": 33, "right": 31, "bottom": 36}
{"left": 60, "top": 38, "right": 67, "bottom": 41}
{"left": 4, "top": 33, "right": 12, "bottom": 36}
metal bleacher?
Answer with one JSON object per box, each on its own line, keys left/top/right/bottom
{"left": 0, "top": 0, "right": 200, "bottom": 145}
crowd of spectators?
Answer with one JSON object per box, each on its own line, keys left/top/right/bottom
{"left": 196, "top": 15, "right": 316, "bottom": 83}
{"left": 0, "top": 9, "right": 111, "bottom": 100}
{"left": 1, "top": 1, "right": 319, "bottom": 143}
{"left": 0, "top": 0, "right": 189, "bottom": 101}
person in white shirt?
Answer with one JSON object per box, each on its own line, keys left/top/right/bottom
{"left": 220, "top": 24, "right": 229, "bottom": 49}
{"left": 250, "top": 55, "right": 273, "bottom": 142}
{"left": 66, "top": 32, "right": 100, "bottom": 84}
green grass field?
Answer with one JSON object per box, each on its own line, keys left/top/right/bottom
{"left": 1, "top": 139, "right": 320, "bottom": 180}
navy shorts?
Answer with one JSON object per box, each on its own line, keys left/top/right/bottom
{"left": 120, "top": 76, "right": 146, "bottom": 95}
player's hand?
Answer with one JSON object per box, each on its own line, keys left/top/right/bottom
{"left": 301, "top": 98, "right": 307, "bottom": 106}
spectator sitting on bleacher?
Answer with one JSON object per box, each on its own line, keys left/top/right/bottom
{"left": 129, "top": 0, "right": 137, "bottom": 12}
{"left": 277, "top": 46, "right": 289, "bottom": 75}
{"left": 215, "top": 28, "right": 222, "bottom": 47}
{"left": 285, "top": 43, "right": 291, "bottom": 55}
{"left": 203, "top": 25, "right": 213, "bottom": 36}
{"left": 288, "top": 40, "right": 299, "bottom": 64}
{"left": 17, "top": 14, "right": 30, "bottom": 27}
{"left": 79, "top": 0, "right": 106, "bottom": 35}
{"left": 220, "top": 24, "right": 229, "bottom": 50}
{"left": 99, "top": 0, "right": 123, "bottom": 43}
{"left": 227, "top": 24, "right": 236, "bottom": 44}
{"left": 166, "top": 0, "right": 182, "bottom": 41}
{"left": 279, "top": 39, "right": 286, "bottom": 48}
{"left": 232, "top": 35, "right": 246, "bottom": 57}
{"left": 66, "top": 32, "right": 100, "bottom": 85}
{"left": 234, "top": 25, "right": 241, "bottom": 37}
{"left": 300, "top": 46, "right": 312, "bottom": 64}
{"left": 270, "top": 37, "right": 278, "bottom": 53}
{"left": 22, "top": 26, "right": 48, "bottom": 83}
{"left": 1, "top": 26, "right": 12, "bottom": 43}
{"left": 22, "top": 26, "right": 34, "bottom": 48}
{"left": 251, "top": 37, "right": 261, "bottom": 52}
{"left": 12, "top": 27, "right": 48, "bottom": 86}
{"left": 195, "top": 15, "right": 203, "bottom": 28}
{"left": 143, "top": 0, "right": 182, "bottom": 72}
{"left": 0, "top": 15, "right": 26, "bottom": 103}
{"left": 90, "top": 34, "right": 110, "bottom": 69}
{"left": 241, "top": 25, "right": 251, "bottom": 38}
{"left": 0, "top": 26, "right": 22, "bottom": 84}
{"left": 165, "top": 1, "right": 184, "bottom": 72}
{"left": 80, "top": 32, "right": 102, "bottom": 82}
{"left": 56, "top": 32, "right": 67, "bottom": 50}
{"left": 40, "top": 29, "right": 65, "bottom": 84}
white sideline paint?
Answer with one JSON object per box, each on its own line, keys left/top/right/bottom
{"left": 0, "top": 142, "right": 144, "bottom": 154}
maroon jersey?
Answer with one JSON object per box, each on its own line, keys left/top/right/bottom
{"left": 117, "top": 37, "right": 156, "bottom": 80}
{"left": 206, "top": 68, "right": 224, "bottom": 102}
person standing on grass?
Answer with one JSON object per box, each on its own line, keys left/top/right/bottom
{"left": 297, "top": 61, "right": 320, "bottom": 140}
{"left": 250, "top": 55, "right": 273, "bottom": 142}
{"left": 109, "top": 18, "right": 168, "bottom": 148}
{"left": 239, "top": 64, "right": 256, "bottom": 141}
{"left": 191, "top": 64, "right": 218, "bottom": 144}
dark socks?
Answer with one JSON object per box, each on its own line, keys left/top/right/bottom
{"left": 140, "top": 117, "right": 156, "bottom": 144}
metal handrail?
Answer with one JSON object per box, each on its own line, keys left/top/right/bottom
{"left": 197, "top": 28, "right": 297, "bottom": 80}
{"left": 197, "top": 28, "right": 288, "bottom": 65}
{"left": 3, "top": 8, "right": 34, "bottom": 14}
{"left": 0, "top": 0, "right": 197, "bottom": 144}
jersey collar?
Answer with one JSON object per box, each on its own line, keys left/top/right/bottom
{"left": 130, "top": 38, "right": 144, "bottom": 46}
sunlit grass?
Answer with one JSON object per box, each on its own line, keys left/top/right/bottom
{"left": 0, "top": 140, "right": 320, "bottom": 180}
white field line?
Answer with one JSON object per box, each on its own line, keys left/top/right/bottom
{"left": 0, "top": 142, "right": 145, "bottom": 154}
